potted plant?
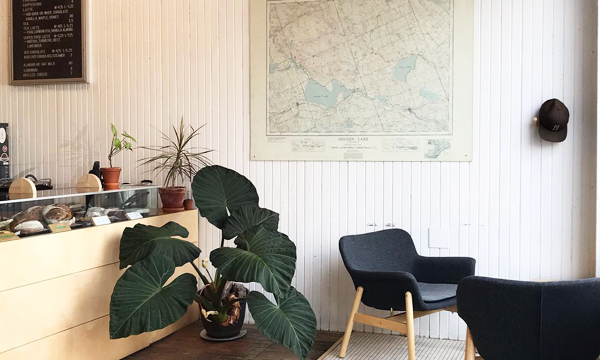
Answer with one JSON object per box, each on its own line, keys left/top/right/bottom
{"left": 109, "top": 166, "right": 317, "bottom": 359}
{"left": 101, "top": 124, "right": 136, "bottom": 190}
{"left": 140, "top": 118, "right": 211, "bottom": 212}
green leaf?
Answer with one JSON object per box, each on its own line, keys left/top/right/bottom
{"left": 248, "top": 288, "right": 316, "bottom": 360}
{"left": 119, "top": 222, "right": 199, "bottom": 269}
{"left": 113, "top": 138, "right": 122, "bottom": 150}
{"left": 123, "top": 131, "right": 137, "bottom": 142}
{"left": 196, "top": 293, "right": 216, "bottom": 311}
{"left": 192, "top": 165, "right": 259, "bottom": 229}
{"left": 111, "top": 123, "right": 118, "bottom": 137}
{"left": 124, "top": 142, "right": 132, "bottom": 150}
{"left": 222, "top": 206, "right": 279, "bottom": 240}
{"left": 109, "top": 255, "right": 198, "bottom": 339}
{"left": 210, "top": 226, "right": 295, "bottom": 296}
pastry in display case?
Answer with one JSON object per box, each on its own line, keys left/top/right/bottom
{"left": 0, "top": 185, "right": 159, "bottom": 237}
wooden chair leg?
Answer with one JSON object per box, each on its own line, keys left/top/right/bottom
{"left": 405, "top": 292, "right": 416, "bottom": 360}
{"left": 465, "top": 327, "right": 476, "bottom": 360}
{"left": 339, "top": 287, "right": 364, "bottom": 358}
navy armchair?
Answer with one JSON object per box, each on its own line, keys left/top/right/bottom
{"left": 339, "top": 229, "right": 476, "bottom": 359}
{"left": 458, "top": 277, "right": 600, "bottom": 360}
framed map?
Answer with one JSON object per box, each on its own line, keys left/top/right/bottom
{"left": 250, "top": 0, "right": 474, "bottom": 161}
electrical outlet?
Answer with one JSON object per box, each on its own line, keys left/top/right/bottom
{"left": 429, "top": 228, "right": 449, "bottom": 249}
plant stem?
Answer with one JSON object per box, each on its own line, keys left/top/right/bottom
{"left": 206, "top": 268, "right": 215, "bottom": 284}
{"left": 192, "top": 261, "right": 213, "bottom": 287}
{"left": 108, "top": 138, "right": 116, "bottom": 168}
{"left": 220, "top": 236, "right": 225, "bottom": 248}
{"left": 191, "top": 262, "right": 203, "bottom": 276}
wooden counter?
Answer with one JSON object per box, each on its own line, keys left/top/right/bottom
{"left": 0, "top": 210, "right": 200, "bottom": 360}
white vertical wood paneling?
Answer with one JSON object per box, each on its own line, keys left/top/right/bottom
{"left": 597, "top": 0, "right": 600, "bottom": 278}
{"left": 0, "top": 0, "right": 597, "bottom": 339}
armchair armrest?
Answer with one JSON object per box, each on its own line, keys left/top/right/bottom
{"left": 414, "top": 256, "right": 475, "bottom": 284}
{"left": 347, "top": 269, "right": 425, "bottom": 311}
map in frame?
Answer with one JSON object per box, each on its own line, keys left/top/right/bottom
{"left": 250, "top": 0, "right": 474, "bottom": 161}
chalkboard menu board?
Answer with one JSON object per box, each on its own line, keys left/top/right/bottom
{"left": 10, "top": 0, "right": 86, "bottom": 85}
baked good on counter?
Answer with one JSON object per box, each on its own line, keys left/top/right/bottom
{"left": 9, "top": 206, "right": 45, "bottom": 233}
{"left": 42, "top": 204, "right": 76, "bottom": 225}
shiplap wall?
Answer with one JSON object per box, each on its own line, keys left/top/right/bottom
{"left": 597, "top": 1, "right": 600, "bottom": 279}
{"left": 0, "top": 0, "right": 598, "bottom": 340}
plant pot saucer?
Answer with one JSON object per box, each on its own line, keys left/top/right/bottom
{"left": 161, "top": 207, "right": 185, "bottom": 213}
{"left": 200, "top": 329, "right": 247, "bottom": 342}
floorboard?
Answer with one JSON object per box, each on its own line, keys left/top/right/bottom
{"left": 124, "top": 321, "right": 343, "bottom": 360}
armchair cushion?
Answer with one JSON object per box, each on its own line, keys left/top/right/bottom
{"left": 417, "top": 283, "right": 457, "bottom": 303}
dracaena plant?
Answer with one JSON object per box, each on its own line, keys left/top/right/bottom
{"left": 108, "top": 123, "right": 136, "bottom": 168}
{"left": 109, "top": 165, "right": 317, "bottom": 359}
{"left": 138, "top": 118, "right": 212, "bottom": 188}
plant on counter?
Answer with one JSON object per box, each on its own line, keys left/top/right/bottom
{"left": 108, "top": 124, "right": 136, "bottom": 168}
{"left": 101, "top": 124, "right": 137, "bottom": 190}
{"left": 109, "top": 165, "right": 317, "bottom": 359}
{"left": 139, "top": 118, "right": 212, "bottom": 212}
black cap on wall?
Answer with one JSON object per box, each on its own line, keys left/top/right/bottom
{"left": 538, "top": 99, "right": 570, "bottom": 143}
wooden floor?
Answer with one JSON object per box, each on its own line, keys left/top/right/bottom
{"left": 125, "top": 321, "right": 343, "bottom": 360}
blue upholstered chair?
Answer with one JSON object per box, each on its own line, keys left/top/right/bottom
{"left": 458, "top": 277, "right": 600, "bottom": 360}
{"left": 339, "top": 229, "right": 476, "bottom": 360}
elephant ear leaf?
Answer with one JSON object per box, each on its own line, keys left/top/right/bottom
{"left": 222, "top": 206, "right": 279, "bottom": 240}
{"left": 192, "top": 165, "right": 259, "bottom": 229}
{"left": 119, "top": 221, "right": 199, "bottom": 269}
{"left": 210, "top": 226, "right": 296, "bottom": 296}
{"left": 109, "top": 255, "right": 198, "bottom": 339}
{"left": 248, "top": 288, "right": 317, "bottom": 360}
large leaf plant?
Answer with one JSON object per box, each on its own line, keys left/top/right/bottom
{"left": 109, "top": 165, "right": 317, "bottom": 359}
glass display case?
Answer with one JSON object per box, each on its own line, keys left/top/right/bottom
{"left": 0, "top": 185, "right": 159, "bottom": 237}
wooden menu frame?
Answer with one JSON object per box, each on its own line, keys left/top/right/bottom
{"left": 9, "top": 0, "right": 87, "bottom": 85}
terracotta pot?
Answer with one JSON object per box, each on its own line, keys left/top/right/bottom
{"left": 183, "top": 199, "right": 195, "bottom": 210}
{"left": 199, "top": 301, "right": 247, "bottom": 339}
{"left": 100, "top": 167, "right": 121, "bottom": 190}
{"left": 159, "top": 187, "right": 186, "bottom": 213}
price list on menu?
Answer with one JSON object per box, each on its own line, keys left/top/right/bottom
{"left": 10, "top": 0, "right": 86, "bottom": 85}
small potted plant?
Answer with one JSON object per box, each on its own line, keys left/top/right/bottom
{"left": 101, "top": 124, "right": 136, "bottom": 190}
{"left": 109, "top": 166, "right": 317, "bottom": 359}
{"left": 140, "top": 118, "right": 211, "bottom": 212}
